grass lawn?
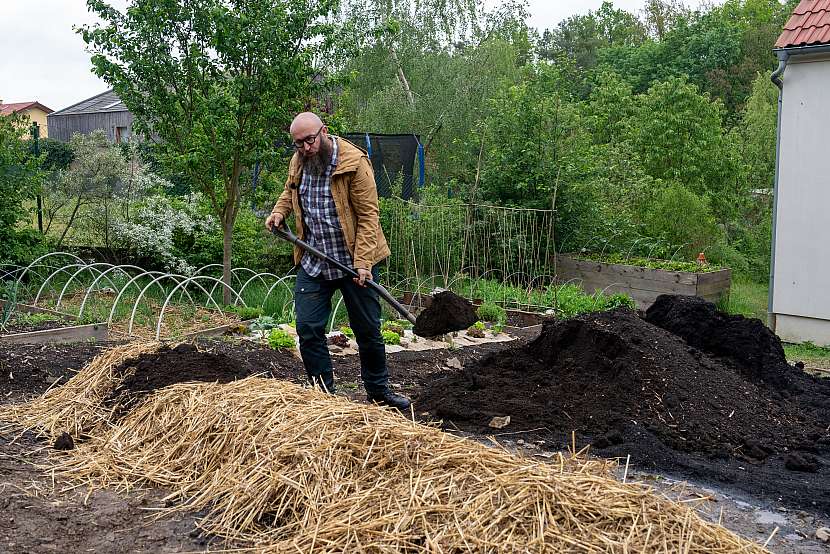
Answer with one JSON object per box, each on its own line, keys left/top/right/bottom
{"left": 721, "top": 278, "right": 830, "bottom": 370}
{"left": 784, "top": 342, "right": 830, "bottom": 370}
{"left": 719, "top": 277, "right": 769, "bottom": 323}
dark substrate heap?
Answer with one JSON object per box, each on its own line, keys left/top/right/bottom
{"left": 104, "top": 343, "right": 296, "bottom": 417}
{"left": 417, "top": 297, "right": 830, "bottom": 511}
{"left": 413, "top": 291, "right": 478, "bottom": 337}
{"left": 645, "top": 294, "right": 830, "bottom": 419}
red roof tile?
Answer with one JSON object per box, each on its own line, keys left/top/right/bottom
{"left": 0, "top": 101, "right": 53, "bottom": 116}
{"left": 776, "top": 0, "right": 830, "bottom": 48}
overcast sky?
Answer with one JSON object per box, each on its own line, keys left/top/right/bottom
{"left": 1, "top": 0, "right": 709, "bottom": 111}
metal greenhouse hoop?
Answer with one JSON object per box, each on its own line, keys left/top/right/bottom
{"left": 56, "top": 263, "right": 121, "bottom": 309}
{"left": 33, "top": 264, "right": 95, "bottom": 305}
{"left": 155, "top": 276, "right": 246, "bottom": 340}
{"left": 128, "top": 273, "right": 218, "bottom": 336}
{"left": 16, "top": 252, "right": 86, "bottom": 289}
{"left": 107, "top": 270, "right": 180, "bottom": 325}
{"left": 79, "top": 264, "right": 182, "bottom": 320}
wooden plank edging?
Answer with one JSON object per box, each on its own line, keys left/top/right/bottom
{"left": 0, "top": 323, "right": 108, "bottom": 344}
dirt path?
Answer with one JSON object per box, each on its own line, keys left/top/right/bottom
{"left": 0, "top": 433, "right": 213, "bottom": 553}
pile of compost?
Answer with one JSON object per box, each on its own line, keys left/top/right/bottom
{"left": 645, "top": 294, "right": 830, "bottom": 419}
{"left": 413, "top": 291, "right": 478, "bottom": 337}
{"left": 418, "top": 295, "right": 830, "bottom": 510}
{"left": 104, "top": 343, "right": 294, "bottom": 416}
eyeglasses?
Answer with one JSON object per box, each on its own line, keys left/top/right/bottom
{"left": 293, "top": 125, "right": 324, "bottom": 148}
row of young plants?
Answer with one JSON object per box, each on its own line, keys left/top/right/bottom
{"left": 568, "top": 252, "right": 723, "bottom": 273}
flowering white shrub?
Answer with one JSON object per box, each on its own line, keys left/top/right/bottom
{"left": 111, "top": 194, "right": 216, "bottom": 275}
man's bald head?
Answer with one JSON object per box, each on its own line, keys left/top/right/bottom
{"left": 290, "top": 112, "right": 324, "bottom": 137}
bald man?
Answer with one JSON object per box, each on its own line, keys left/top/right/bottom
{"left": 266, "top": 113, "right": 411, "bottom": 410}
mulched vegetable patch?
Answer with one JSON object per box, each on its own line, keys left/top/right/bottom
{"left": 417, "top": 295, "right": 830, "bottom": 513}
{"left": 0, "top": 340, "right": 305, "bottom": 404}
{"left": 1, "top": 313, "right": 72, "bottom": 335}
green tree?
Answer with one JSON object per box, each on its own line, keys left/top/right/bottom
{"left": 0, "top": 114, "right": 47, "bottom": 264}
{"left": 338, "top": 1, "right": 531, "bottom": 182}
{"left": 642, "top": 0, "right": 689, "bottom": 40}
{"left": 35, "top": 138, "right": 74, "bottom": 171}
{"left": 475, "top": 62, "right": 599, "bottom": 255}
{"left": 334, "top": 0, "right": 481, "bottom": 109}
{"left": 626, "top": 77, "right": 736, "bottom": 212}
{"left": 540, "top": 1, "right": 646, "bottom": 70}
{"left": 585, "top": 71, "right": 636, "bottom": 144}
{"left": 45, "top": 130, "right": 128, "bottom": 247}
{"left": 642, "top": 184, "right": 723, "bottom": 259}
{"left": 733, "top": 72, "right": 777, "bottom": 193}
{"left": 80, "top": 0, "right": 334, "bottom": 301}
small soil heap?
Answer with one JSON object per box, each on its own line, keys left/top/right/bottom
{"left": 413, "top": 291, "right": 478, "bottom": 337}
{"left": 418, "top": 295, "right": 830, "bottom": 510}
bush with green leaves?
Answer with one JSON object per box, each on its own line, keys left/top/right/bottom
{"left": 476, "top": 302, "right": 506, "bottom": 324}
{"left": 340, "top": 325, "right": 355, "bottom": 339}
{"left": 249, "top": 315, "right": 278, "bottom": 331}
{"left": 0, "top": 113, "right": 49, "bottom": 265}
{"left": 640, "top": 185, "right": 725, "bottom": 262}
{"left": 381, "top": 320, "right": 405, "bottom": 336}
{"left": 553, "top": 285, "right": 635, "bottom": 319}
{"left": 267, "top": 328, "right": 296, "bottom": 350}
{"left": 381, "top": 330, "right": 401, "bottom": 345}
{"left": 185, "top": 207, "right": 294, "bottom": 275}
{"left": 225, "top": 305, "right": 263, "bottom": 321}
{"left": 572, "top": 253, "right": 722, "bottom": 273}
{"left": 110, "top": 193, "right": 215, "bottom": 274}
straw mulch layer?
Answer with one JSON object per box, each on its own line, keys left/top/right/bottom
{"left": 0, "top": 344, "right": 767, "bottom": 552}
{"left": 0, "top": 341, "right": 161, "bottom": 438}
{"left": 0, "top": 341, "right": 296, "bottom": 439}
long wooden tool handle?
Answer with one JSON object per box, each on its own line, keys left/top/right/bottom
{"left": 270, "top": 225, "right": 417, "bottom": 325}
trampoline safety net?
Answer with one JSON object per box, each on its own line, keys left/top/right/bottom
{"left": 343, "top": 133, "right": 423, "bottom": 200}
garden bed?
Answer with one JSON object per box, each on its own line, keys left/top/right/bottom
{"left": 556, "top": 254, "right": 731, "bottom": 309}
{"left": 0, "top": 303, "right": 109, "bottom": 344}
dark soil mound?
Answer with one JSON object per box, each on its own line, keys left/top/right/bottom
{"left": 413, "top": 291, "right": 477, "bottom": 337}
{"left": 645, "top": 295, "right": 830, "bottom": 419}
{"left": 417, "top": 308, "right": 830, "bottom": 510}
{"left": 104, "top": 343, "right": 293, "bottom": 416}
{"left": 646, "top": 295, "right": 798, "bottom": 390}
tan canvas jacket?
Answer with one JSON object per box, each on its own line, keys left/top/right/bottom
{"left": 271, "top": 136, "right": 391, "bottom": 272}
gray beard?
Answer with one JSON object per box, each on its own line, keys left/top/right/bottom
{"left": 301, "top": 137, "right": 332, "bottom": 176}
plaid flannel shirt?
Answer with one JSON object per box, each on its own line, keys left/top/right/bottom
{"left": 299, "top": 137, "right": 353, "bottom": 280}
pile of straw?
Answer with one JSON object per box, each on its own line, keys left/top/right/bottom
{"left": 1, "top": 344, "right": 767, "bottom": 552}
{"left": 0, "top": 341, "right": 159, "bottom": 438}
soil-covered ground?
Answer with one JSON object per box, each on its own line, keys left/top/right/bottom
{"left": 417, "top": 295, "right": 830, "bottom": 515}
{"left": 2, "top": 310, "right": 830, "bottom": 552}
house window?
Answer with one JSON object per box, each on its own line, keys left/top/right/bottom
{"left": 115, "top": 126, "right": 130, "bottom": 143}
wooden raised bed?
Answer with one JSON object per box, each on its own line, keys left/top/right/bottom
{"left": 0, "top": 323, "right": 109, "bottom": 344}
{"left": 555, "top": 255, "right": 731, "bottom": 309}
{"left": 0, "top": 300, "right": 109, "bottom": 344}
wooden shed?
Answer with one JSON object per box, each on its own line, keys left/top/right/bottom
{"left": 47, "top": 90, "right": 134, "bottom": 143}
{"left": 770, "top": 0, "right": 830, "bottom": 345}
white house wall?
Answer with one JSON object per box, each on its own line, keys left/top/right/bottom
{"left": 772, "top": 54, "right": 830, "bottom": 342}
